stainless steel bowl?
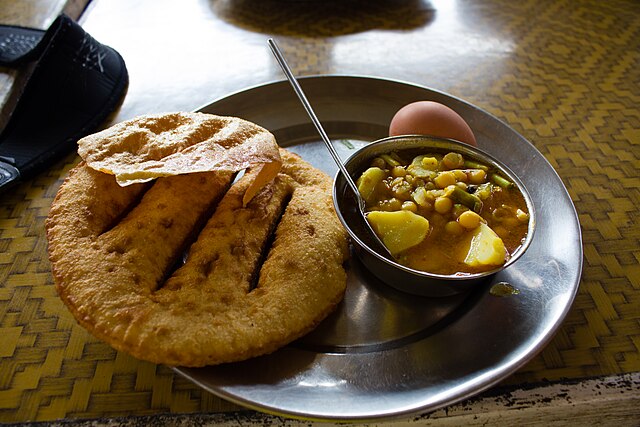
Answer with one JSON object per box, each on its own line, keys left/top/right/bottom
{"left": 333, "top": 135, "right": 536, "bottom": 297}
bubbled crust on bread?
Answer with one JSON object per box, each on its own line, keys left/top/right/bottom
{"left": 46, "top": 148, "right": 349, "bottom": 367}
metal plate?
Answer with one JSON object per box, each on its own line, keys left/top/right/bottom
{"left": 173, "top": 76, "right": 582, "bottom": 421}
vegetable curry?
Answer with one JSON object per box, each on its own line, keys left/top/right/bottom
{"left": 356, "top": 150, "right": 529, "bottom": 275}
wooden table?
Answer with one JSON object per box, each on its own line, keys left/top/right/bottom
{"left": 1, "top": 0, "right": 638, "bottom": 425}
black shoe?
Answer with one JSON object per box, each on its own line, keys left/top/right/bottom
{"left": 0, "top": 14, "right": 129, "bottom": 191}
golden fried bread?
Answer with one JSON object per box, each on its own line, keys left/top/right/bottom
{"left": 46, "top": 148, "right": 349, "bottom": 367}
{"left": 76, "top": 112, "right": 282, "bottom": 205}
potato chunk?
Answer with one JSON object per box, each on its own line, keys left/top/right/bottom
{"left": 366, "top": 210, "right": 430, "bottom": 256}
{"left": 357, "top": 167, "right": 386, "bottom": 204}
{"left": 463, "top": 223, "right": 507, "bottom": 267}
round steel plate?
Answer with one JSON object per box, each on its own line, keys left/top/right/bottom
{"left": 173, "top": 75, "right": 582, "bottom": 421}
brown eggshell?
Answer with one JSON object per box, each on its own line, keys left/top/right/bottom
{"left": 389, "top": 101, "right": 477, "bottom": 146}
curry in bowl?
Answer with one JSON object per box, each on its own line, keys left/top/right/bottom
{"left": 356, "top": 147, "right": 530, "bottom": 276}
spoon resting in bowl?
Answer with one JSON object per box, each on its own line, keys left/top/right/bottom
{"left": 267, "top": 38, "right": 394, "bottom": 260}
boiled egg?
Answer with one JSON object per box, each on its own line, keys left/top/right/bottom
{"left": 389, "top": 101, "right": 477, "bottom": 146}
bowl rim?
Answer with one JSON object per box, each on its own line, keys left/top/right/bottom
{"left": 332, "top": 134, "right": 537, "bottom": 282}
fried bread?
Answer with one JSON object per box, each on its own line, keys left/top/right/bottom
{"left": 47, "top": 147, "right": 349, "bottom": 367}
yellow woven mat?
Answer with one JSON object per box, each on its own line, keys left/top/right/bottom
{"left": 1, "top": 0, "right": 639, "bottom": 422}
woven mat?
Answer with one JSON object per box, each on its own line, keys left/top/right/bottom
{"left": 1, "top": 0, "right": 638, "bottom": 422}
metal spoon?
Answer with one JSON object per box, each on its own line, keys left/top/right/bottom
{"left": 268, "top": 38, "right": 393, "bottom": 260}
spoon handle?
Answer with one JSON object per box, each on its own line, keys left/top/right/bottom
{"left": 268, "top": 38, "right": 393, "bottom": 259}
{"left": 267, "top": 38, "right": 361, "bottom": 199}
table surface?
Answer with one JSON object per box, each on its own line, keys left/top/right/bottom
{"left": 1, "top": 0, "right": 639, "bottom": 424}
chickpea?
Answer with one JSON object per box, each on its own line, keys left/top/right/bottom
{"left": 434, "top": 196, "right": 453, "bottom": 214}
{"left": 378, "top": 198, "right": 402, "bottom": 211}
{"left": 443, "top": 152, "right": 464, "bottom": 169}
{"left": 468, "top": 169, "right": 487, "bottom": 184}
{"left": 391, "top": 166, "right": 407, "bottom": 178}
{"left": 434, "top": 171, "right": 456, "bottom": 188}
{"left": 453, "top": 169, "right": 468, "bottom": 182}
{"left": 401, "top": 201, "right": 418, "bottom": 212}
{"left": 458, "top": 210, "right": 482, "bottom": 229}
{"left": 405, "top": 174, "right": 415, "bottom": 185}
{"left": 455, "top": 181, "right": 468, "bottom": 191}
{"left": 445, "top": 220, "right": 464, "bottom": 235}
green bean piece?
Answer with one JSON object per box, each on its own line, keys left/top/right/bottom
{"left": 389, "top": 152, "right": 406, "bottom": 164}
{"left": 446, "top": 186, "right": 483, "bottom": 213}
{"left": 491, "top": 173, "right": 515, "bottom": 189}
{"left": 463, "top": 160, "right": 489, "bottom": 171}
{"left": 380, "top": 154, "right": 400, "bottom": 167}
